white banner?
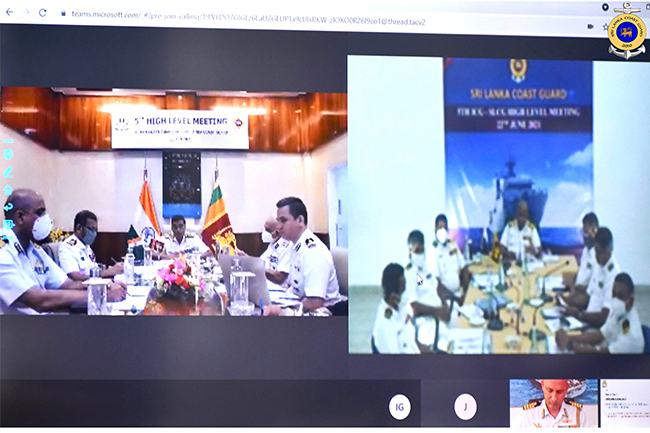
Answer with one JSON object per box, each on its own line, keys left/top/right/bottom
{"left": 111, "top": 109, "right": 249, "bottom": 149}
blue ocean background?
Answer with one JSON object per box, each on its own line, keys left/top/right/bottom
{"left": 510, "top": 379, "right": 599, "bottom": 407}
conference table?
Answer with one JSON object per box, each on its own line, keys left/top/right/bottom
{"left": 450, "top": 254, "right": 579, "bottom": 354}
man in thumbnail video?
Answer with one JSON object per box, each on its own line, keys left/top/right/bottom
{"left": 556, "top": 272, "right": 644, "bottom": 354}
{"left": 514, "top": 379, "right": 588, "bottom": 428}
{"left": 499, "top": 200, "right": 541, "bottom": 262}
{"left": 372, "top": 263, "right": 421, "bottom": 354}
{"left": 58, "top": 210, "right": 124, "bottom": 281}
{"left": 0, "top": 189, "right": 126, "bottom": 314}
{"left": 276, "top": 197, "right": 346, "bottom": 314}
{"left": 561, "top": 227, "right": 620, "bottom": 327}
{"left": 160, "top": 215, "right": 212, "bottom": 259}
{"left": 570, "top": 212, "right": 599, "bottom": 289}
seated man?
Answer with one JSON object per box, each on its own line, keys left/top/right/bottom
{"left": 372, "top": 263, "right": 427, "bottom": 354}
{"left": 402, "top": 229, "right": 451, "bottom": 351}
{"left": 160, "top": 215, "right": 212, "bottom": 259}
{"left": 58, "top": 210, "right": 123, "bottom": 281}
{"left": 514, "top": 379, "right": 588, "bottom": 428}
{"left": 272, "top": 197, "right": 345, "bottom": 314}
{"left": 498, "top": 200, "right": 541, "bottom": 263}
{"left": 570, "top": 212, "right": 599, "bottom": 289}
{"left": 0, "top": 189, "right": 126, "bottom": 314}
{"left": 556, "top": 272, "right": 644, "bottom": 354}
{"left": 562, "top": 227, "right": 619, "bottom": 327}
{"left": 431, "top": 214, "right": 472, "bottom": 305}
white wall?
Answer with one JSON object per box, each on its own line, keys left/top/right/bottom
{"left": 1, "top": 124, "right": 347, "bottom": 235}
{"left": 348, "top": 56, "right": 445, "bottom": 286}
{"left": 348, "top": 56, "right": 650, "bottom": 285}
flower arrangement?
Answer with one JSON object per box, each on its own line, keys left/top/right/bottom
{"left": 49, "top": 228, "right": 71, "bottom": 243}
{"left": 154, "top": 255, "right": 206, "bottom": 303}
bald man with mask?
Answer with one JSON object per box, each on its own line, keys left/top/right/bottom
{"left": 0, "top": 189, "right": 126, "bottom": 314}
{"left": 514, "top": 379, "right": 589, "bottom": 428}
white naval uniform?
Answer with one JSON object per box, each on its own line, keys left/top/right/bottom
{"left": 163, "top": 232, "right": 210, "bottom": 255}
{"left": 372, "top": 299, "right": 419, "bottom": 354}
{"left": 288, "top": 228, "right": 343, "bottom": 307}
{"left": 0, "top": 228, "right": 68, "bottom": 314}
{"left": 575, "top": 246, "right": 595, "bottom": 287}
{"left": 584, "top": 255, "right": 619, "bottom": 313}
{"left": 432, "top": 239, "right": 465, "bottom": 295}
{"left": 403, "top": 260, "right": 449, "bottom": 351}
{"left": 600, "top": 305, "right": 644, "bottom": 354}
{"left": 58, "top": 234, "right": 97, "bottom": 276}
{"left": 515, "top": 399, "right": 588, "bottom": 428}
{"left": 260, "top": 237, "right": 294, "bottom": 304}
{"left": 499, "top": 219, "right": 541, "bottom": 262}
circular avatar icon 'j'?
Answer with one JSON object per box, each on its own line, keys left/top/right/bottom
{"left": 609, "top": 13, "right": 646, "bottom": 50}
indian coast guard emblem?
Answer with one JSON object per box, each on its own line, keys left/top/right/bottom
{"left": 608, "top": 2, "right": 646, "bottom": 59}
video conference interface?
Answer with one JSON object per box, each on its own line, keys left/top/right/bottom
{"left": 1, "top": 21, "right": 650, "bottom": 427}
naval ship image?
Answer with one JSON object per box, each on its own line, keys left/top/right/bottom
{"left": 488, "top": 159, "right": 548, "bottom": 234}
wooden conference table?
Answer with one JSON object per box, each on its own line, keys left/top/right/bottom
{"left": 453, "top": 254, "right": 579, "bottom": 354}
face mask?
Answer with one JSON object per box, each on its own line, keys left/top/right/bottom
{"left": 261, "top": 230, "right": 274, "bottom": 243}
{"left": 436, "top": 228, "right": 448, "bottom": 244}
{"left": 32, "top": 213, "right": 53, "bottom": 241}
{"left": 610, "top": 298, "right": 628, "bottom": 321}
{"left": 83, "top": 228, "right": 97, "bottom": 245}
{"left": 583, "top": 235, "right": 594, "bottom": 249}
{"left": 411, "top": 252, "right": 426, "bottom": 269}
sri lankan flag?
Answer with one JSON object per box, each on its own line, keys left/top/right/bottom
{"left": 202, "top": 180, "right": 237, "bottom": 253}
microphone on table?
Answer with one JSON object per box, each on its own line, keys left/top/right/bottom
{"left": 539, "top": 259, "right": 571, "bottom": 303}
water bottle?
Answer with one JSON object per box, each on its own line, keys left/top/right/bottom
{"left": 125, "top": 244, "right": 135, "bottom": 285}
{"left": 87, "top": 265, "right": 107, "bottom": 315}
{"left": 230, "top": 257, "right": 243, "bottom": 305}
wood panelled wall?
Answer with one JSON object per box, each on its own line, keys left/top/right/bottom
{"left": 0, "top": 88, "right": 347, "bottom": 153}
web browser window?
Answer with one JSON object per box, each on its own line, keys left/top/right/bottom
{"left": 1, "top": 0, "right": 649, "bottom": 429}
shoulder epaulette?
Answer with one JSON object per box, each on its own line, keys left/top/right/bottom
{"left": 526, "top": 221, "right": 534, "bottom": 228}
{"left": 565, "top": 399, "right": 582, "bottom": 409}
{"left": 433, "top": 241, "right": 439, "bottom": 247}
{"left": 405, "top": 263, "right": 412, "bottom": 270}
{"left": 0, "top": 236, "right": 7, "bottom": 248}
{"left": 523, "top": 399, "right": 542, "bottom": 410}
{"left": 509, "top": 220, "right": 516, "bottom": 227}
{"left": 66, "top": 237, "right": 77, "bottom": 246}
{"left": 305, "top": 238, "right": 316, "bottom": 248}
{"left": 607, "top": 263, "right": 614, "bottom": 272}
{"left": 384, "top": 308, "right": 393, "bottom": 319}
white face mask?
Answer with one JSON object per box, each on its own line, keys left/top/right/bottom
{"left": 410, "top": 252, "right": 426, "bottom": 269}
{"left": 436, "top": 228, "right": 448, "bottom": 244}
{"left": 261, "top": 230, "right": 274, "bottom": 244}
{"left": 32, "top": 213, "right": 53, "bottom": 241}
{"left": 610, "top": 297, "right": 628, "bottom": 321}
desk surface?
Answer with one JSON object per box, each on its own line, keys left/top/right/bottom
{"left": 455, "top": 255, "right": 578, "bottom": 354}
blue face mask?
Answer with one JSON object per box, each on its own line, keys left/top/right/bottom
{"left": 83, "top": 227, "right": 97, "bottom": 245}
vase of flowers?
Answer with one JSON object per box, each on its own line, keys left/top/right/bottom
{"left": 154, "top": 255, "right": 205, "bottom": 304}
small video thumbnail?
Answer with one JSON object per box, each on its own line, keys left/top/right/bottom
{"left": 600, "top": 379, "right": 650, "bottom": 428}
{"left": 510, "top": 379, "right": 598, "bottom": 428}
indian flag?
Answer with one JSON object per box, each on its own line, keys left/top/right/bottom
{"left": 127, "top": 179, "right": 161, "bottom": 246}
{"left": 202, "top": 180, "right": 237, "bottom": 253}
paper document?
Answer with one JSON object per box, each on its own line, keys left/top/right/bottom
{"left": 109, "top": 295, "right": 148, "bottom": 311}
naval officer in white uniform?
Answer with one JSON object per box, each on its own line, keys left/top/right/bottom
{"left": 556, "top": 272, "right": 644, "bottom": 354}
{"left": 274, "top": 197, "right": 345, "bottom": 315}
{"left": 0, "top": 189, "right": 126, "bottom": 314}
{"left": 499, "top": 200, "right": 541, "bottom": 263}
{"left": 58, "top": 210, "right": 123, "bottom": 281}
{"left": 162, "top": 215, "right": 211, "bottom": 259}
{"left": 514, "top": 380, "right": 589, "bottom": 428}
{"left": 372, "top": 263, "right": 421, "bottom": 354}
{"left": 259, "top": 215, "right": 295, "bottom": 304}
